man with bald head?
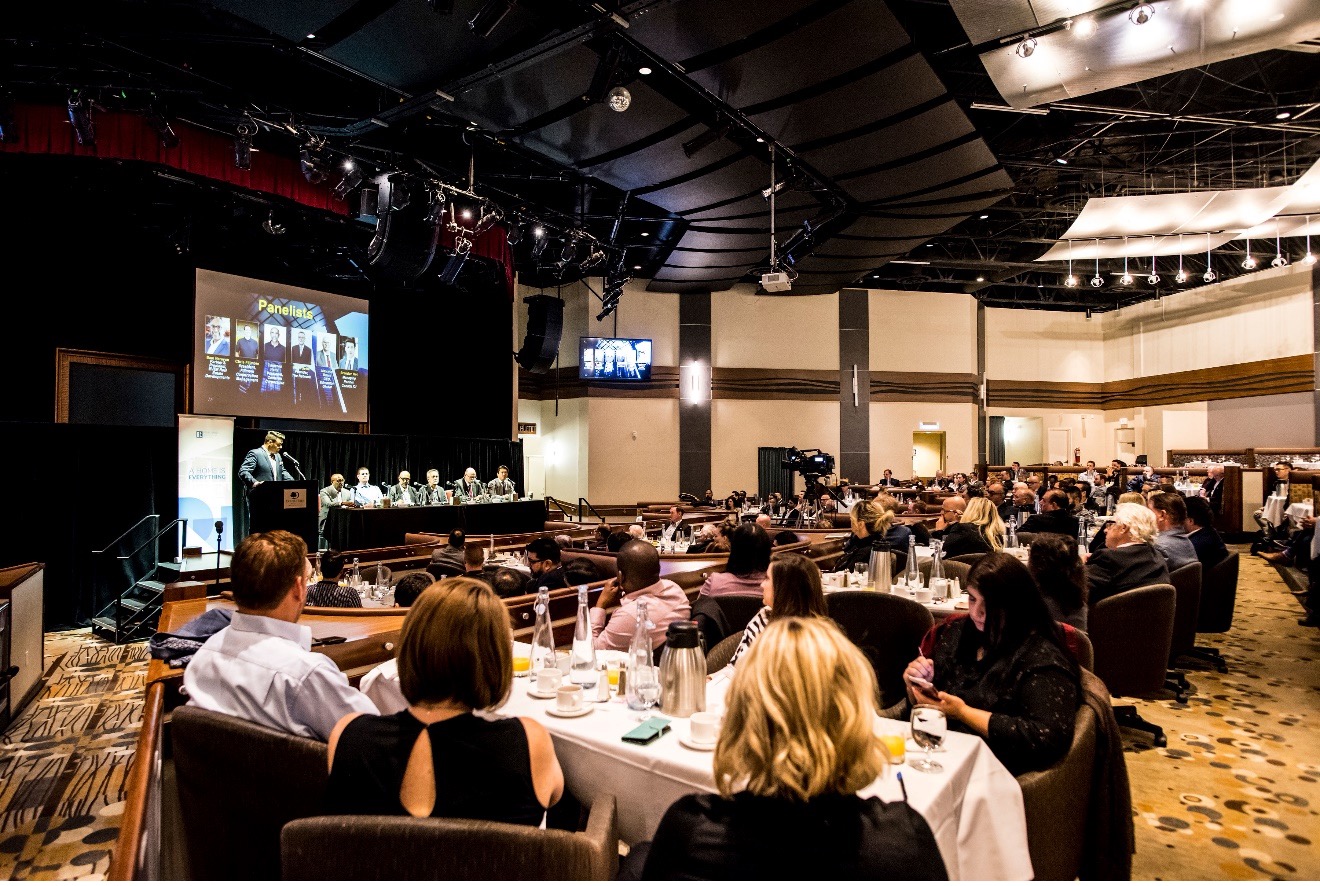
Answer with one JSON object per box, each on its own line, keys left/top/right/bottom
{"left": 1019, "top": 488, "right": 1081, "bottom": 538}
{"left": 755, "top": 513, "right": 773, "bottom": 531}
{"left": 932, "top": 496, "right": 966, "bottom": 538}
{"left": 589, "top": 539, "right": 690, "bottom": 651}
{"left": 986, "top": 482, "right": 1013, "bottom": 524}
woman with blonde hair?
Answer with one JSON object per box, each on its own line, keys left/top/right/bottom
{"left": 833, "top": 499, "right": 897, "bottom": 573}
{"left": 940, "top": 496, "right": 1004, "bottom": 557}
{"left": 638, "top": 617, "right": 945, "bottom": 879}
{"left": 325, "top": 578, "right": 563, "bottom": 823}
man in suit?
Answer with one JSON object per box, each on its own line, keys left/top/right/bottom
{"left": 1019, "top": 489, "right": 1081, "bottom": 538}
{"left": 318, "top": 473, "right": 350, "bottom": 541}
{"left": 235, "top": 323, "right": 260, "bottom": 359}
{"left": 204, "top": 318, "right": 229, "bottom": 356}
{"left": 419, "top": 468, "right": 449, "bottom": 505}
{"left": 1184, "top": 495, "right": 1229, "bottom": 570}
{"left": 487, "top": 465, "right": 518, "bottom": 500}
{"left": 878, "top": 468, "right": 901, "bottom": 488}
{"left": 1200, "top": 465, "right": 1225, "bottom": 515}
{"left": 388, "top": 471, "right": 421, "bottom": 506}
{"left": 987, "top": 482, "right": 1014, "bottom": 525}
{"left": 238, "top": 431, "right": 294, "bottom": 489}
{"left": 1148, "top": 491, "right": 1198, "bottom": 569}
{"left": 339, "top": 340, "right": 360, "bottom": 371}
{"left": 661, "top": 505, "right": 685, "bottom": 541}
{"left": 1085, "top": 502, "right": 1171, "bottom": 606}
{"left": 264, "top": 327, "right": 286, "bottom": 363}
{"left": 291, "top": 330, "right": 312, "bottom": 365}
{"left": 317, "top": 339, "right": 335, "bottom": 368}
{"left": 1011, "top": 461, "right": 1027, "bottom": 482}
{"left": 454, "top": 467, "right": 484, "bottom": 504}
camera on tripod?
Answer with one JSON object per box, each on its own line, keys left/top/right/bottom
{"left": 782, "top": 447, "right": 834, "bottom": 477}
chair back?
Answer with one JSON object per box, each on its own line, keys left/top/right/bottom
{"left": 705, "top": 631, "right": 743, "bottom": 673}
{"left": 1089, "top": 583, "right": 1175, "bottom": 698}
{"left": 919, "top": 558, "right": 971, "bottom": 586}
{"left": 364, "top": 564, "right": 392, "bottom": 585}
{"left": 282, "top": 799, "right": 619, "bottom": 880}
{"left": 562, "top": 549, "right": 620, "bottom": 579}
{"left": 1197, "top": 551, "right": 1239, "bottom": 633}
{"left": 712, "top": 594, "right": 766, "bottom": 635}
{"left": 825, "top": 592, "right": 934, "bottom": 709}
{"left": 1167, "top": 562, "right": 1203, "bottom": 659}
{"left": 427, "top": 562, "right": 465, "bottom": 580}
{"left": 947, "top": 552, "right": 987, "bottom": 566}
{"left": 1015, "top": 531, "right": 1038, "bottom": 546}
{"left": 1070, "top": 628, "right": 1094, "bottom": 671}
{"left": 172, "top": 706, "right": 329, "bottom": 880}
{"left": 1016, "top": 703, "right": 1099, "bottom": 881}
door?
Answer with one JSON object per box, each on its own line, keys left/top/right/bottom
{"left": 1046, "top": 427, "right": 1072, "bottom": 465}
{"left": 912, "top": 432, "right": 945, "bottom": 478}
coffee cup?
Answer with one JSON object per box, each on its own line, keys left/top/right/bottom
{"left": 914, "top": 585, "right": 933, "bottom": 603}
{"left": 930, "top": 578, "right": 949, "bottom": 601}
{"left": 536, "top": 667, "right": 563, "bottom": 693}
{"left": 690, "top": 711, "right": 722, "bottom": 744}
{"left": 556, "top": 684, "right": 583, "bottom": 712}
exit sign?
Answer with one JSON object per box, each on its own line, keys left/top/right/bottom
{"left": 518, "top": 422, "right": 537, "bottom": 435}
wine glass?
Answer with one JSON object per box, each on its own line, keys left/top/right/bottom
{"left": 628, "top": 665, "right": 661, "bottom": 720}
{"left": 909, "top": 705, "right": 946, "bottom": 773}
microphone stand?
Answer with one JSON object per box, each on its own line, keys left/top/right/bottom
{"left": 284, "top": 454, "right": 307, "bottom": 481}
{"left": 214, "top": 522, "right": 224, "bottom": 594}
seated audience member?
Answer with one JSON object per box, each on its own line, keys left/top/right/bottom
{"left": 754, "top": 513, "right": 773, "bottom": 531}
{"left": 1184, "top": 495, "right": 1230, "bottom": 569}
{"left": 606, "top": 530, "right": 631, "bottom": 552}
{"left": 329, "top": 578, "right": 564, "bottom": 822}
{"left": 700, "top": 523, "right": 772, "bottom": 597}
{"left": 392, "top": 572, "right": 432, "bottom": 608}
{"left": 701, "top": 489, "right": 717, "bottom": 507}
{"left": 1201, "top": 464, "right": 1226, "bottom": 515}
{"left": 1085, "top": 502, "right": 1171, "bottom": 606}
{"left": 878, "top": 468, "right": 901, "bottom": 488}
{"left": 1127, "top": 464, "right": 1157, "bottom": 493}
{"left": 490, "top": 567, "right": 529, "bottom": 599}
{"left": 759, "top": 492, "right": 784, "bottom": 517}
{"left": 429, "top": 529, "right": 467, "bottom": 573}
{"left": 661, "top": 506, "right": 685, "bottom": 541}
{"left": 873, "top": 495, "right": 914, "bottom": 553}
{"left": 639, "top": 618, "right": 946, "bottom": 880}
{"left": 773, "top": 529, "right": 800, "bottom": 547}
{"left": 306, "top": 550, "right": 361, "bottom": 608}
{"left": 184, "top": 530, "right": 377, "bottom": 740}
{"left": 590, "top": 540, "right": 690, "bottom": 651}
{"left": 834, "top": 500, "right": 899, "bottom": 574}
{"left": 1018, "top": 489, "right": 1081, "bottom": 538}
{"left": 724, "top": 495, "right": 739, "bottom": 513}
{"left": 931, "top": 496, "right": 966, "bottom": 536}
{"left": 727, "top": 553, "right": 828, "bottom": 668}
{"left": 461, "top": 543, "right": 486, "bottom": 579}
{"left": 1010, "top": 484, "right": 1036, "bottom": 522}
{"left": 628, "top": 524, "right": 647, "bottom": 540}
{"left": 524, "top": 537, "right": 568, "bottom": 590}
{"left": 1148, "top": 491, "right": 1198, "bottom": 569}
{"left": 903, "top": 554, "right": 1080, "bottom": 776}
{"left": 1028, "top": 534, "right": 1088, "bottom": 631}
{"left": 562, "top": 558, "right": 600, "bottom": 587}
{"left": 1089, "top": 490, "right": 1150, "bottom": 555}
{"left": 985, "top": 482, "right": 1013, "bottom": 524}
{"left": 941, "top": 497, "right": 1003, "bottom": 558}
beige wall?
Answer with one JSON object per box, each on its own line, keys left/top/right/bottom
{"left": 534, "top": 397, "right": 589, "bottom": 503}
{"left": 867, "top": 289, "right": 977, "bottom": 373}
{"left": 985, "top": 307, "right": 1106, "bottom": 382}
{"left": 712, "top": 399, "right": 840, "bottom": 494}
{"left": 869, "top": 402, "right": 978, "bottom": 479}
{"left": 711, "top": 285, "right": 839, "bottom": 370}
{"left": 586, "top": 398, "right": 680, "bottom": 504}
{"left": 584, "top": 279, "right": 681, "bottom": 367}
{"left": 987, "top": 407, "right": 1110, "bottom": 465}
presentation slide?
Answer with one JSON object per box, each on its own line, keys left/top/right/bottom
{"left": 580, "top": 338, "right": 652, "bottom": 381}
{"left": 194, "top": 269, "right": 369, "bottom": 421}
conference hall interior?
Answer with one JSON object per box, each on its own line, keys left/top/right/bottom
{"left": 1, "top": 0, "right": 1318, "bottom": 881}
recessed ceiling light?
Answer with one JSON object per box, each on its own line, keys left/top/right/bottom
{"left": 756, "top": 137, "right": 765, "bottom": 143}
{"left": 306, "top": 33, "right": 316, "bottom": 39}
{"left": 1277, "top": 111, "right": 1292, "bottom": 120}
{"left": 976, "top": 275, "right": 985, "bottom": 282}
{"left": 1055, "top": 156, "right": 1069, "bottom": 165}
{"left": 1072, "top": 17, "right": 1097, "bottom": 38}
{"left": 979, "top": 214, "right": 989, "bottom": 219}
{"left": 640, "top": 231, "right": 650, "bottom": 237}
{"left": 633, "top": 265, "right": 642, "bottom": 270}
{"left": 638, "top": 66, "right": 652, "bottom": 75}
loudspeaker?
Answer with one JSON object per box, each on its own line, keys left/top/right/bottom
{"left": 366, "top": 174, "right": 440, "bottom": 283}
{"left": 515, "top": 294, "right": 564, "bottom": 374}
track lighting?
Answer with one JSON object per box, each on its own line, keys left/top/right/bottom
{"left": 1119, "top": 256, "right": 1133, "bottom": 286}
{"left": 1090, "top": 250, "right": 1103, "bottom": 288}
{"left": 233, "top": 122, "right": 255, "bottom": 170}
{"left": 1146, "top": 254, "right": 1159, "bottom": 286}
{"left": 299, "top": 139, "right": 333, "bottom": 184}
{"left": 1072, "top": 17, "right": 1097, "bottom": 38}
{"left": 66, "top": 90, "right": 95, "bottom": 145}
{"left": 1016, "top": 36, "right": 1037, "bottom": 58}
{"left": 1129, "top": 3, "right": 1155, "bottom": 25}
{"left": 1065, "top": 274, "right": 1078, "bottom": 288}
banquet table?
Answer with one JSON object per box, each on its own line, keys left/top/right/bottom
{"left": 499, "top": 670, "right": 1033, "bottom": 880}
{"left": 324, "top": 499, "right": 547, "bottom": 549}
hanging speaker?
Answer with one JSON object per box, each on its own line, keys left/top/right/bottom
{"left": 515, "top": 294, "right": 564, "bottom": 374}
{"left": 366, "top": 173, "right": 440, "bottom": 283}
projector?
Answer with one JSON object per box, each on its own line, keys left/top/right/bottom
{"left": 761, "top": 271, "right": 792, "bottom": 292}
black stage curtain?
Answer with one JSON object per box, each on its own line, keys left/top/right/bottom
{"left": 232, "top": 427, "right": 523, "bottom": 541}
{"left": 758, "top": 447, "right": 795, "bottom": 501}
{"left": 988, "top": 416, "right": 1006, "bottom": 467}
{"left": 0, "top": 421, "right": 176, "bottom": 629}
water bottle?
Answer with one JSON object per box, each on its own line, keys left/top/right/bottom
{"left": 530, "top": 585, "right": 556, "bottom": 672}
{"left": 929, "top": 539, "right": 947, "bottom": 602}
{"left": 569, "top": 584, "right": 598, "bottom": 688}
{"left": 1006, "top": 518, "right": 1018, "bottom": 550}
{"left": 349, "top": 557, "right": 361, "bottom": 589}
{"left": 905, "top": 535, "right": 920, "bottom": 588}
{"left": 625, "top": 600, "right": 657, "bottom": 712}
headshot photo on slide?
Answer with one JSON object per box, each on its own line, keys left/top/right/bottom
{"left": 263, "top": 323, "right": 286, "bottom": 363}
{"left": 204, "top": 315, "right": 230, "bottom": 356}
{"left": 234, "top": 320, "right": 260, "bottom": 360}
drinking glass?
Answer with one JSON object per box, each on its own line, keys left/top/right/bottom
{"left": 629, "top": 665, "right": 661, "bottom": 720}
{"left": 909, "top": 705, "right": 946, "bottom": 773}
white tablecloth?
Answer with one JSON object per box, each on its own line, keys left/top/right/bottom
{"left": 1263, "top": 494, "right": 1290, "bottom": 526}
{"left": 1286, "top": 501, "right": 1314, "bottom": 524}
{"left": 499, "top": 675, "right": 1033, "bottom": 880}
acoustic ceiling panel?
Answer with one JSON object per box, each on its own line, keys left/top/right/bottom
{"left": 838, "top": 140, "right": 1005, "bottom": 204}
{"left": 948, "top": 0, "right": 1113, "bottom": 46}
{"left": 797, "top": 101, "right": 975, "bottom": 180}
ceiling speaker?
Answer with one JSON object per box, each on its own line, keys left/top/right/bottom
{"left": 366, "top": 173, "right": 440, "bottom": 283}
{"left": 515, "top": 294, "right": 564, "bottom": 374}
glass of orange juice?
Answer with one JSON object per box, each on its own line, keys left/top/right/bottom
{"left": 606, "top": 660, "right": 621, "bottom": 689}
{"left": 512, "top": 654, "right": 532, "bottom": 677}
{"left": 880, "top": 733, "right": 906, "bottom": 765}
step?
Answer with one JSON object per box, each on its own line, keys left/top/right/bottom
{"left": 119, "top": 597, "right": 151, "bottom": 613}
{"left": 135, "top": 579, "right": 167, "bottom": 593}
{"left": 91, "top": 617, "right": 121, "bottom": 637}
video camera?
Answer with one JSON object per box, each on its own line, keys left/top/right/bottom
{"left": 782, "top": 447, "right": 835, "bottom": 477}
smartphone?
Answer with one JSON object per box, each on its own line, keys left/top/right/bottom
{"left": 622, "top": 717, "right": 672, "bottom": 745}
{"left": 313, "top": 635, "right": 347, "bottom": 646}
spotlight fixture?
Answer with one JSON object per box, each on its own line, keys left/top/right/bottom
{"left": 532, "top": 225, "right": 545, "bottom": 239}
{"left": 299, "top": 139, "right": 333, "bottom": 184}
{"left": 468, "top": 0, "right": 515, "bottom": 38}
{"left": 606, "top": 86, "right": 631, "bottom": 113}
{"left": 531, "top": 232, "right": 550, "bottom": 259}
{"left": 1175, "top": 235, "right": 1186, "bottom": 283}
{"left": 1241, "top": 250, "right": 1257, "bottom": 270}
{"left": 596, "top": 265, "right": 631, "bottom": 321}
{"left": 580, "top": 245, "right": 607, "bottom": 270}
{"left": 1271, "top": 228, "right": 1288, "bottom": 268}
{"left": 66, "top": 90, "right": 95, "bottom": 146}
{"left": 560, "top": 239, "right": 579, "bottom": 263}
{"left": 1072, "top": 17, "right": 1098, "bottom": 38}
{"left": 1147, "top": 253, "right": 1159, "bottom": 286}
{"left": 1064, "top": 241, "right": 1077, "bottom": 287}
{"left": 1091, "top": 250, "right": 1103, "bottom": 288}
{"left": 1128, "top": 3, "right": 1155, "bottom": 25}
{"left": 1016, "top": 36, "right": 1037, "bottom": 58}
{"left": 262, "top": 211, "right": 286, "bottom": 236}
{"left": 145, "top": 99, "right": 179, "bottom": 149}
{"left": 1203, "top": 237, "right": 1216, "bottom": 283}
{"left": 332, "top": 159, "right": 365, "bottom": 200}
{"left": 506, "top": 221, "right": 523, "bottom": 246}
{"left": 1119, "top": 256, "right": 1133, "bottom": 286}
{"left": 233, "top": 122, "right": 255, "bottom": 169}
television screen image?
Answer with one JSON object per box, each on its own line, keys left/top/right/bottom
{"left": 580, "top": 338, "right": 652, "bottom": 381}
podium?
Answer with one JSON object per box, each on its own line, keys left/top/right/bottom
{"left": 247, "top": 481, "right": 318, "bottom": 550}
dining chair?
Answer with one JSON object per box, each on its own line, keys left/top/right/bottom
{"left": 1186, "top": 551, "right": 1238, "bottom": 672}
{"left": 172, "top": 706, "right": 328, "bottom": 880}
{"left": 1088, "top": 583, "right": 1175, "bottom": 746}
{"left": 919, "top": 559, "right": 971, "bottom": 587}
{"left": 946, "top": 552, "right": 987, "bottom": 566}
{"left": 1016, "top": 702, "right": 1099, "bottom": 881}
{"left": 705, "top": 631, "right": 743, "bottom": 673}
{"left": 825, "top": 592, "right": 933, "bottom": 710}
{"left": 1164, "top": 561, "right": 1203, "bottom": 700}
{"left": 282, "top": 797, "right": 619, "bottom": 880}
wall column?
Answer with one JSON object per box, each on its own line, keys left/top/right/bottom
{"left": 679, "top": 292, "right": 712, "bottom": 496}
{"left": 838, "top": 289, "right": 870, "bottom": 484}
{"left": 1313, "top": 264, "right": 1320, "bottom": 446}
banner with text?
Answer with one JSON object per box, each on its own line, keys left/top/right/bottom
{"left": 179, "top": 414, "right": 235, "bottom": 551}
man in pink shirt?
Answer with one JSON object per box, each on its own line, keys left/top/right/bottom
{"left": 590, "top": 540, "right": 690, "bottom": 651}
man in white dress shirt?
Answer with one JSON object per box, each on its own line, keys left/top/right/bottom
{"left": 349, "top": 466, "right": 383, "bottom": 507}
{"left": 183, "top": 530, "right": 377, "bottom": 739}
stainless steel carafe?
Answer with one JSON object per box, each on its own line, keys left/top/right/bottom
{"left": 658, "top": 620, "right": 706, "bottom": 717}
{"left": 868, "top": 547, "right": 893, "bottom": 590}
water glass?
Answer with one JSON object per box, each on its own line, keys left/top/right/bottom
{"left": 910, "top": 705, "right": 946, "bottom": 773}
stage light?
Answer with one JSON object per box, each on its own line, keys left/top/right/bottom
{"left": 1241, "top": 252, "right": 1257, "bottom": 270}
{"left": 1090, "top": 275, "right": 1104, "bottom": 287}
{"left": 468, "top": 0, "right": 514, "bottom": 38}
{"left": 299, "top": 139, "right": 333, "bottom": 184}
{"left": 66, "top": 90, "right": 95, "bottom": 145}
{"left": 145, "top": 99, "right": 179, "bottom": 148}
{"left": 233, "top": 121, "right": 255, "bottom": 169}
{"left": 560, "top": 239, "right": 579, "bottom": 263}
{"left": 1016, "top": 37, "right": 1037, "bottom": 58}
{"left": 1147, "top": 254, "right": 1159, "bottom": 286}
{"left": 531, "top": 233, "right": 550, "bottom": 259}
{"left": 506, "top": 222, "right": 523, "bottom": 246}
{"left": 332, "top": 160, "right": 365, "bottom": 200}
{"left": 1072, "top": 17, "right": 1097, "bottom": 38}
{"left": 437, "top": 249, "right": 468, "bottom": 286}
{"left": 1119, "top": 256, "right": 1133, "bottom": 286}
{"left": 262, "top": 211, "right": 286, "bottom": 236}
{"left": 1175, "top": 269, "right": 1187, "bottom": 284}
{"left": 607, "top": 86, "right": 631, "bottom": 112}
{"left": 1129, "top": 3, "right": 1155, "bottom": 25}
{"left": 580, "top": 245, "right": 606, "bottom": 269}
{"left": 532, "top": 225, "right": 545, "bottom": 238}
{"left": 638, "top": 66, "right": 652, "bottom": 75}
{"left": 1065, "top": 274, "right": 1078, "bottom": 287}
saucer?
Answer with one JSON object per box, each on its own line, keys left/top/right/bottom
{"left": 679, "top": 734, "right": 718, "bottom": 751}
{"left": 527, "top": 688, "right": 560, "bottom": 699}
{"left": 545, "top": 705, "right": 593, "bottom": 718}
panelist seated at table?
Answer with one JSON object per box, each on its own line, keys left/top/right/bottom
{"left": 454, "top": 467, "right": 486, "bottom": 504}
{"left": 347, "top": 467, "right": 384, "bottom": 507}
{"left": 306, "top": 550, "right": 361, "bottom": 609}
{"left": 634, "top": 617, "right": 946, "bottom": 880}
{"left": 902, "top": 554, "right": 1080, "bottom": 777}
{"left": 419, "top": 469, "right": 450, "bottom": 506}
{"left": 183, "top": 530, "right": 378, "bottom": 740}
{"left": 388, "top": 471, "right": 422, "bottom": 507}
{"left": 318, "top": 473, "right": 352, "bottom": 535}
{"left": 590, "top": 540, "right": 690, "bottom": 651}
{"left": 486, "top": 465, "right": 518, "bottom": 501}
{"left": 330, "top": 578, "right": 564, "bottom": 823}
{"left": 726, "top": 553, "right": 828, "bottom": 670}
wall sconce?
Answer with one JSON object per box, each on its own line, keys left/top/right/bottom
{"left": 682, "top": 361, "right": 710, "bottom": 404}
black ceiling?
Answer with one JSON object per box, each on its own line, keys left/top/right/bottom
{"left": 4, "top": 0, "right": 1319, "bottom": 311}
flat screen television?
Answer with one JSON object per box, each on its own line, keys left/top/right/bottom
{"left": 579, "top": 337, "right": 652, "bottom": 381}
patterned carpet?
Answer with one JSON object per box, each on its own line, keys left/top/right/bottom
{"left": 0, "top": 631, "right": 148, "bottom": 880}
{"left": 0, "top": 549, "right": 1315, "bottom": 880}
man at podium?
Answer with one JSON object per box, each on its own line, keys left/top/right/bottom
{"left": 239, "top": 431, "right": 294, "bottom": 488}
